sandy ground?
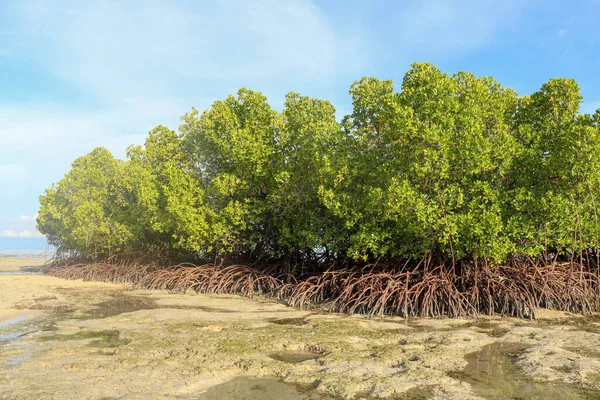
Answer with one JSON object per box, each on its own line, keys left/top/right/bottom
{"left": 0, "top": 258, "right": 45, "bottom": 273}
{"left": 0, "top": 258, "right": 124, "bottom": 322}
{"left": 1, "top": 258, "right": 600, "bottom": 399}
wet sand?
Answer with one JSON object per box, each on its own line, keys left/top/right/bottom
{"left": 1, "top": 258, "right": 600, "bottom": 399}
{"left": 0, "top": 258, "right": 122, "bottom": 322}
{"left": 0, "top": 258, "right": 45, "bottom": 273}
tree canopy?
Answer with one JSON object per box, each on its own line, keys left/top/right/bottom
{"left": 38, "top": 63, "right": 600, "bottom": 267}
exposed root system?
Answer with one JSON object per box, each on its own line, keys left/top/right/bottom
{"left": 42, "top": 258, "right": 600, "bottom": 319}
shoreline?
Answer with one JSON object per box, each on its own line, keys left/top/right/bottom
{"left": 0, "top": 257, "right": 47, "bottom": 323}
{"left": 0, "top": 257, "right": 46, "bottom": 273}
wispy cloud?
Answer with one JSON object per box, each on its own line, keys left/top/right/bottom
{"left": 12, "top": 0, "right": 361, "bottom": 99}
{"left": 1, "top": 215, "right": 43, "bottom": 239}
{"left": 0, "top": 101, "right": 168, "bottom": 158}
{"left": 1, "top": 0, "right": 597, "bottom": 239}
{"left": 0, "top": 0, "right": 366, "bottom": 161}
{"left": 387, "top": 0, "right": 524, "bottom": 59}
{"left": 0, "top": 0, "right": 367, "bottom": 233}
{"left": 1, "top": 230, "right": 44, "bottom": 238}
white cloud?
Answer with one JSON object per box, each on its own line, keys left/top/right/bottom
{"left": 557, "top": 29, "right": 567, "bottom": 37}
{"left": 13, "top": 0, "right": 360, "bottom": 99}
{"left": 1, "top": 229, "right": 44, "bottom": 238}
{"left": 0, "top": 0, "right": 365, "bottom": 167}
{"left": 1, "top": 214, "right": 44, "bottom": 239}
{"left": 0, "top": 101, "right": 163, "bottom": 159}
{"left": 0, "top": 0, "right": 536, "bottom": 229}
{"left": 18, "top": 230, "right": 44, "bottom": 238}
{"left": 1, "top": 0, "right": 523, "bottom": 168}
{"left": 388, "top": 0, "right": 523, "bottom": 59}
{"left": 0, "top": 0, "right": 368, "bottom": 226}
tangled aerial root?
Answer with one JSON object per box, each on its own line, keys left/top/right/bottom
{"left": 42, "top": 257, "right": 600, "bottom": 319}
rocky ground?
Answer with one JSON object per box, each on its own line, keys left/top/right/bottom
{"left": 1, "top": 258, "right": 600, "bottom": 399}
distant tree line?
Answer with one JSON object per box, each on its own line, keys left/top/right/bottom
{"left": 38, "top": 63, "right": 600, "bottom": 269}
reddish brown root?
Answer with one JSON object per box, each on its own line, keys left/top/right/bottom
{"left": 42, "top": 258, "right": 600, "bottom": 318}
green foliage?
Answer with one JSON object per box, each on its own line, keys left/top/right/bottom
{"left": 180, "top": 88, "right": 281, "bottom": 256}
{"left": 324, "top": 63, "right": 519, "bottom": 261}
{"left": 273, "top": 93, "right": 345, "bottom": 254}
{"left": 37, "top": 147, "right": 130, "bottom": 257}
{"left": 507, "top": 79, "right": 600, "bottom": 254}
{"left": 118, "top": 126, "right": 214, "bottom": 253}
{"left": 38, "top": 64, "right": 600, "bottom": 266}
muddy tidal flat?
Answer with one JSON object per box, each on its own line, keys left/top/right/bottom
{"left": 1, "top": 259, "right": 600, "bottom": 399}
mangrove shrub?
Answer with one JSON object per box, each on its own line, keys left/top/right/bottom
{"left": 38, "top": 63, "right": 600, "bottom": 267}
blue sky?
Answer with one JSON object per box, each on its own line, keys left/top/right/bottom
{"left": 0, "top": 0, "right": 599, "bottom": 242}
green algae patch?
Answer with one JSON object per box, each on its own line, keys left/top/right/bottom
{"left": 401, "top": 385, "right": 437, "bottom": 399}
{"left": 449, "top": 342, "right": 599, "bottom": 400}
{"left": 268, "top": 317, "right": 310, "bottom": 326}
{"left": 197, "top": 376, "right": 340, "bottom": 400}
{"left": 37, "top": 329, "right": 130, "bottom": 348}
{"left": 91, "top": 349, "right": 116, "bottom": 356}
{"left": 355, "top": 384, "right": 436, "bottom": 400}
{"left": 269, "top": 350, "right": 320, "bottom": 364}
{"left": 562, "top": 346, "right": 600, "bottom": 359}
{"left": 85, "top": 295, "right": 158, "bottom": 319}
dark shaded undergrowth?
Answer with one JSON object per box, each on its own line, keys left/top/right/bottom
{"left": 42, "top": 257, "right": 600, "bottom": 319}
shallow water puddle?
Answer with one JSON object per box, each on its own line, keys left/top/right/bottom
{"left": 0, "top": 315, "right": 38, "bottom": 367}
{"left": 37, "top": 329, "right": 130, "bottom": 348}
{"left": 470, "top": 321, "right": 511, "bottom": 338}
{"left": 0, "top": 315, "right": 37, "bottom": 346}
{"left": 0, "top": 266, "right": 41, "bottom": 275}
{"left": 405, "top": 319, "right": 512, "bottom": 337}
{"left": 196, "top": 377, "right": 336, "bottom": 399}
{"left": 450, "top": 342, "right": 598, "bottom": 399}
{"left": 562, "top": 346, "right": 600, "bottom": 359}
{"left": 4, "top": 354, "right": 33, "bottom": 367}
{"left": 0, "top": 329, "right": 35, "bottom": 345}
{"left": 269, "top": 317, "right": 309, "bottom": 326}
{"left": 269, "top": 350, "right": 320, "bottom": 363}
{"left": 163, "top": 304, "right": 235, "bottom": 313}
{"left": 0, "top": 315, "right": 30, "bottom": 330}
{"left": 533, "top": 314, "right": 600, "bottom": 334}
{"left": 85, "top": 295, "right": 159, "bottom": 319}
{"left": 354, "top": 385, "right": 436, "bottom": 400}
{"left": 84, "top": 294, "right": 236, "bottom": 318}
